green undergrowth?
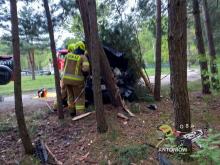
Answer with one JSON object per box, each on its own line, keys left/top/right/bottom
{"left": 134, "top": 84, "right": 155, "bottom": 102}
{"left": 20, "top": 155, "right": 40, "bottom": 165}
{"left": 112, "top": 144, "right": 149, "bottom": 165}
{"left": 0, "top": 113, "right": 17, "bottom": 133}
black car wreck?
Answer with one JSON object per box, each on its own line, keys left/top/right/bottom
{"left": 85, "top": 46, "right": 138, "bottom": 106}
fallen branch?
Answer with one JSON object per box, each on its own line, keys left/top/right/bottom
{"left": 161, "top": 74, "right": 170, "bottom": 80}
{"left": 45, "top": 144, "right": 63, "bottom": 165}
{"left": 46, "top": 102, "right": 54, "bottom": 112}
{"left": 124, "top": 108, "right": 135, "bottom": 117}
{"left": 122, "top": 103, "right": 135, "bottom": 117}
{"left": 140, "top": 68, "right": 153, "bottom": 93}
{"left": 117, "top": 113, "right": 129, "bottom": 120}
{"left": 72, "top": 112, "right": 94, "bottom": 121}
{"left": 78, "top": 152, "right": 90, "bottom": 161}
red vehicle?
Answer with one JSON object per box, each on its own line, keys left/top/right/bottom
{"left": 56, "top": 49, "right": 68, "bottom": 71}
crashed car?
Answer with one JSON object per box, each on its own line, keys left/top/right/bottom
{"left": 57, "top": 46, "right": 137, "bottom": 106}
{"left": 0, "top": 55, "right": 13, "bottom": 85}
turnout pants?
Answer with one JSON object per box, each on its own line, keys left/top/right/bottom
{"left": 66, "top": 83, "right": 85, "bottom": 113}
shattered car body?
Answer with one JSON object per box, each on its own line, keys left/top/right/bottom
{"left": 85, "top": 46, "right": 136, "bottom": 105}
{"left": 57, "top": 46, "right": 136, "bottom": 105}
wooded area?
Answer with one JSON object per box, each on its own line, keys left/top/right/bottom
{"left": 0, "top": 0, "right": 220, "bottom": 164}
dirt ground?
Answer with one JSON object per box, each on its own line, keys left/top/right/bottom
{"left": 0, "top": 90, "right": 220, "bottom": 165}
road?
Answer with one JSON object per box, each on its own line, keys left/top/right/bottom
{"left": 149, "top": 69, "right": 200, "bottom": 85}
{"left": 0, "top": 69, "right": 201, "bottom": 112}
{"left": 0, "top": 91, "right": 55, "bottom": 113}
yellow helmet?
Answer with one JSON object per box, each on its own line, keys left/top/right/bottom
{"left": 158, "top": 124, "right": 173, "bottom": 137}
{"left": 67, "top": 43, "right": 75, "bottom": 52}
{"left": 75, "top": 41, "right": 85, "bottom": 51}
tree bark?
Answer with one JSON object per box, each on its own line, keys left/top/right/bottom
{"left": 202, "top": 0, "right": 220, "bottom": 90}
{"left": 28, "top": 49, "right": 36, "bottom": 80}
{"left": 87, "top": 0, "right": 108, "bottom": 133}
{"left": 168, "top": 0, "right": 191, "bottom": 132}
{"left": 43, "top": 0, "right": 64, "bottom": 119}
{"left": 31, "top": 49, "right": 35, "bottom": 80}
{"left": 192, "top": 0, "right": 211, "bottom": 94}
{"left": 77, "top": 0, "right": 123, "bottom": 107}
{"left": 10, "top": 0, "right": 34, "bottom": 154}
{"left": 154, "top": 0, "right": 162, "bottom": 101}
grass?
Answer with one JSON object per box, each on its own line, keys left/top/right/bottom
{"left": 112, "top": 144, "right": 149, "bottom": 165}
{"left": 0, "top": 75, "right": 55, "bottom": 95}
{"left": 145, "top": 67, "right": 170, "bottom": 76}
{"left": 161, "top": 80, "right": 203, "bottom": 96}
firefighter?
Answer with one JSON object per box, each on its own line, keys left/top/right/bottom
{"left": 63, "top": 41, "right": 90, "bottom": 117}
{"left": 53, "top": 44, "right": 75, "bottom": 111}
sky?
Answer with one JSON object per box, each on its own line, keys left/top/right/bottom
{"left": 0, "top": 0, "right": 137, "bottom": 48}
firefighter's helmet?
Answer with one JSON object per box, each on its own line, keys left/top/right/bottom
{"left": 67, "top": 43, "right": 75, "bottom": 52}
{"left": 75, "top": 41, "right": 85, "bottom": 51}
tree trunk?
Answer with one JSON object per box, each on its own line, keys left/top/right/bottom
{"left": 10, "top": 0, "right": 34, "bottom": 154}
{"left": 77, "top": 0, "right": 123, "bottom": 107}
{"left": 192, "top": 0, "right": 211, "bottom": 94}
{"left": 202, "top": 0, "right": 220, "bottom": 90}
{"left": 43, "top": 0, "right": 64, "bottom": 119}
{"left": 31, "top": 49, "right": 35, "bottom": 80}
{"left": 28, "top": 49, "right": 36, "bottom": 80}
{"left": 168, "top": 0, "right": 191, "bottom": 133}
{"left": 87, "top": 0, "right": 108, "bottom": 133}
{"left": 154, "top": 0, "right": 162, "bottom": 101}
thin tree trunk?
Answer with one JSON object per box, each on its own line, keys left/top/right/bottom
{"left": 28, "top": 49, "right": 36, "bottom": 80}
{"left": 168, "top": 0, "right": 191, "bottom": 133}
{"left": 154, "top": 0, "right": 162, "bottom": 101}
{"left": 87, "top": 0, "right": 108, "bottom": 133}
{"left": 202, "top": 0, "right": 220, "bottom": 90}
{"left": 77, "top": 0, "right": 123, "bottom": 107}
{"left": 31, "top": 49, "right": 35, "bottom": 80}
{"left": 10, "top": 0, "right": 34, "bottom": 154}
{"left": 43, "top": 0, "right": 64, "bottom": 119}
{"left": 192, "top": 0, "right": 211, "bottom": 94}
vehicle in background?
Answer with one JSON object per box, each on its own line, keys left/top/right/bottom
{"left": 56, "top": 49, "right": 68, "bottom": 71}
{"left": 0, "top": 48, "right": 67, "bottom": 85}
{"left": 0, "top": 55, "right": 13, "bottom": 85}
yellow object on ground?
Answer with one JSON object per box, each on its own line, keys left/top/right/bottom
{"left": 33, "top": 92, "right": 56, "bottom": 99}
{"left": 158, "top": 124, "right": 173, "bottom": 137}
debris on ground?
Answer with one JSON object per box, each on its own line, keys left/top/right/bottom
{"left": 117, "top": 113, "right": 129, "bottom": 121}
{"left": 37, "top": 88, "right": 48, "bottom": 98}
{"left": 147, "top": 104, "right": 158, "bottom": 111}
{"left": 72, "top": 112, "right": 94, "bottom": 121}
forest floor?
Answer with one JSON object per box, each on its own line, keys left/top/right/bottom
{"left": 0, "top": 83, "right": 220, "bottom": 165}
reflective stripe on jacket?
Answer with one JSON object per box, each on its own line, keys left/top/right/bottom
{"left": 63, "top": 53, "right": 89, "bottom": 85}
